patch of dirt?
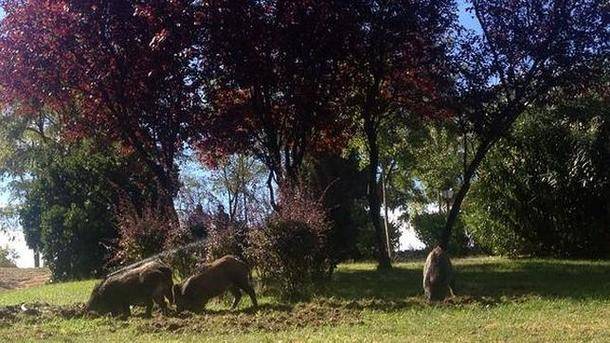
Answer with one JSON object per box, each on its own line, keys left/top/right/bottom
{"left": 0, "top": 296, "right": 534, "bottom": 334}
{"left": 0, "top": 268, "right": 51, "bottom": 291}
{"left": 0, "top": 302, "right": 87, "bottom": 326}
{"left": 0, "top": 300, "right": 363, "bottom": 334}
{"left": 139, "top": 300, "right": 364, "bottom": 334}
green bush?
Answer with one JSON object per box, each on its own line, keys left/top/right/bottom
{"left": 19, "top": 143, "right": 120, "bottom": 280}
{"left": 411, "top": 212, "right": 471, "bottom": 256}
{"left": 463, "top": 97, "right": 609, "bottom": 258}
{"left": 38, "top": 204, "right": 115, "bottom": 279}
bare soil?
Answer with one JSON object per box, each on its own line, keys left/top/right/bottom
{"left": 0, "top": 268, "right": 51, "bottom": 292}
{"left": 0, "top": 300, "right": 362, "bottom": 334}
{"left": 139, "top": 301, "right": 363, "bottom": 334}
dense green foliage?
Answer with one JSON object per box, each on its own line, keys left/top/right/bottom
{"left": 411, "top": 126, "right": 465, "bottom": 206}
{"left": 303, "top": 153, "right": 401, "bottom": 262}
{"left": 465, "top": 96, "right": 610, "bottom": 258}
{"left": 0, "top": 111, "right": 128, "bottom": 279}
{"left": 302, "top": 154, "right": 365, "bottom": 263}
{"left": 411, "top": 212, "right": 470, "bottom": 256}
{"left": 19, "top": 142, "right": 122, "bottom": 279}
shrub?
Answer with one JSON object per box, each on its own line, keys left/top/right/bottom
{"left": 246, "top": 186, "right": 332, "bottom": 300}
{"left": 354, "top": 217, "right": 402, "bottom": 260}
{"left": 301, "top": 153, "right": 369, "bottom": 263}
{"left": 205, "top": 220, "right": 248, "bottom": 262}
{"left": 112, "top": 199, "right": 172, "bottom": 266}
{"left": 163, "top": 223, "right": 202, "bottom": 277}
{"left": 164, "top": 206, "right": 250, "bottom": 276}
{"left": 463, "top": 101, "right": 610, "bottom": 258}
{"left": 0, "top": 246, "right": 18, "bottom": 268}
{"left": 38, "top": 204, "right": 117, "bottom": 280}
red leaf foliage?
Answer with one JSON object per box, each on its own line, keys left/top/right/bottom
{"left": 194, "top": 1, "right": 457, "bottom": 179}
{"left": 0, "top": 0, "right": 202, "bottom": 197}
{"left": 194, "top": 0, "right": 359, "bottom": 179}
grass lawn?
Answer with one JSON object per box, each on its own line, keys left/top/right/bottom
{"left": 1, "top": 257, "right": 609, "bottom": 342}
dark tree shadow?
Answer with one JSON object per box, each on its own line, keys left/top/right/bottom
{"left": 456, "top": 260, "right": 610, "bottom": 300}
{"left": 315, "top": 259, "right": 610, "bottom": 312}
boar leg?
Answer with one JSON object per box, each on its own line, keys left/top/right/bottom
{"left": 237, "top": 280, "right": 257, "bottom": 308}
{"left": 195, "top": 297, "right": 209, "bottom": 313}
{"left": 115, "top": 304, "right": 131, "bottom": 319}
{"left": 229, "top": 286, "right": 242, "bottom": 310}
{"left": 449, "top": 278, "right": 456, "bottom": 297}
{"left": 164, "top": 286, "right": 174, "bottom": 305}
{"left": 154, "top": 293, "right": 168, "bottom": 315}
{"left": 144, "top": 299, "right": 154, "bottom": 317}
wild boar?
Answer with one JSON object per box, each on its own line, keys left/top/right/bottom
{"left": 174, "top": 255, "right": 257, "bottom": 313}
{"left": 423, "top": 245, "right": 455, "bottom": 301}
{"left": 87, "top": 260, "right": 173, "bottom": 317}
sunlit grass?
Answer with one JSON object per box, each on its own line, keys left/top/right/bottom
{"left": 0, "top": 279, "right": 97, "bottom": 306}
{"left": 1, "top": 257, "right": 609, "bottom": 342}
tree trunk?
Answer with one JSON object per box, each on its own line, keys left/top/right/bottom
{"left": 440, "top": 139, "right": 493, "bottom": 249}
{"left": 143, "top": 156, "right": 181, "bottom": 228}
{"left": 34, "top": 249, "right": 40, "bottom": 268}
{"left": 243, "top": 189, "right": 248, "bottom": 226}
{"left": 160, "top": 191, "right": 180, "bottom": 227}
{"left": 381, "top": 167, "right": 392, "bottom": 260}
{"left": 365, "top": 123, "right": 392, "bottom": 270}
{"left": 267, "top": 171, "right": 278, "bottom": 211}
{"left": 593, "top": 117, "right": 610, "bottom": 244}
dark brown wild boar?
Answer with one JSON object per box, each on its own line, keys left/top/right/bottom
{"left": 423, "top": 246, "right": 455, "bottom": 301}
{"left": 174, "top": 255, "right": 257, "bottom": 313}
{"left": 87, "top": 260, "right": 173, "bottom": 317}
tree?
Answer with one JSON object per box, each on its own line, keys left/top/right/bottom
{"left": 209, "top": 154, "right": 268, "bottom": 224}
{"left": 401, "top": 122, "right": 478, "bottom": 256}
{"left": 19, "top": 141, "right": 123, "bottom": 279}
{"left": 345, "top": 0, "right": 456, "bottom": 269}
{"left": 412, "top": 212, "right": 470, "bottom": 256}
{"left": 0, "top": 0, "right": 202, "bottom": 222}
{"left": 195, "top": 0, "right": 356, "bottom": 206}
{"left": 0, "top": 105, "right": 159, "bottom": 278}
{"left": 0, "top": 107, "right": 62, "bottom": 268}
{"left": 302, "top": 152, "right": 368, "bottom": 264}
{"left": 441, "top": 0, "right": 608, "bottom": 249}
{"left": 412, "top": 125, "right": 465, "bottom": 211}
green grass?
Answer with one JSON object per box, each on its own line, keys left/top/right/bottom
{"left": 0, "top": 279, "right": 98, "bottom": 306}
{"left": 1, "top": 257, "right": 610, "bottom": 342}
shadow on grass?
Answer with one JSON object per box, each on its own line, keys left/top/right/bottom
{"left": 318, "top": 259, "right": 610, "bottom": 312}
{"left": 457, "top": 260, "right": 610, "bottom": 300}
